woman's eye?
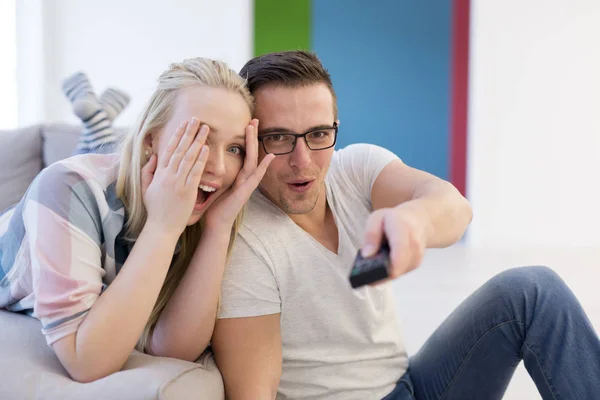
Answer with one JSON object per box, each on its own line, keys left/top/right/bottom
{"left": 228, "top": 146, "right": 245, "bottom": 156}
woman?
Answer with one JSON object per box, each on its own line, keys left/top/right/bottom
{"left": 0, "top": 57, "right": 274, "bottom": 383}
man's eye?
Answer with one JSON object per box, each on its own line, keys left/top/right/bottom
{"left": 268, "top": 134, "right": 295, "bottom": 143}
{"left": 309, "top": 130, "right": 332, "bottom": 139}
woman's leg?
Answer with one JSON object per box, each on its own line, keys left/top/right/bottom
{"left": 62, "top": 72, "right": 129, "bottom": 155}
{"left": 406, "top": 266, "right": 600, "bottom": 400}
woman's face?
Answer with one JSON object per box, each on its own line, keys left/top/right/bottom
{"left": 150, "top": 86, "right": 251, "bottom": 226}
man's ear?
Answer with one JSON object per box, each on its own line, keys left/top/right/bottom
{"left": 336, "top": 119, "right": 340, "bottom": 127}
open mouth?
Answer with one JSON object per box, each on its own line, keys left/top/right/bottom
{"left": 291, "top": 182, "right": 310, "bottom": 188}
{"left": 195, "top": 184, "right": 217, "bottom": 208}
{"left": 287, "top": 180, "right": 314, "bottom": 193}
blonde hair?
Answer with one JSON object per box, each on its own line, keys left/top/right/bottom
{"left": 115, "top": 58, "right": 253, "bottom": 352}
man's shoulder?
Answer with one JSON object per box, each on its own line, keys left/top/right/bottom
{"left": 333, "top": 142, "right": 380, "bottom": 158}
{"left": 327, "top": 143, "right": 400, "bottom": 196}
{"left": 328, "top": 143, "right": 382, "bottom": 177}
{"left": 227, "top": 192, "right": 288, "bottom": 271}
{"left": 240, "top": 191, "right": 289, "bottom": 238}
{"left": 332, "top": 143, "right": 399, "bottom": 166}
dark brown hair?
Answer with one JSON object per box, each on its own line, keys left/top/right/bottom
{"left": 239, "top": 50, "right": 338, "bottom": 118}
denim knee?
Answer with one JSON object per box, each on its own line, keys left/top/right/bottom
{"left": 502, "top": 265, "right": 560, "bottom": 285}
{"left": 487, "top": 265, "right": 568, "bottom": 309}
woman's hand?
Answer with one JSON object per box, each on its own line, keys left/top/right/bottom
{"left": 205, "top": 119, "right": 275, "bottom": 229}
{"left": 142, "top": 118, "right": 210, "bottom": 236}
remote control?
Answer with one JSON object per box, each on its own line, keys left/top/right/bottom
{"left": 349, "top": 241, "right": 391, "bottom": 288}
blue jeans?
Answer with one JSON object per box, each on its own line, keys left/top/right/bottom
{"left": 74, "top": 142, "right": 118, "bottom": 155}
{"left": 383, "top": 266, "right": 600, "bottom": 400}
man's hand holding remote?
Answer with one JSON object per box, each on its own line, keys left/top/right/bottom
{"left": 360, "top": 203, "right": 429, "bottom": 282}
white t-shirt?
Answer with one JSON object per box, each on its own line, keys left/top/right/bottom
{"left": 219, "top": 144, "right": 408, "bottom": 400}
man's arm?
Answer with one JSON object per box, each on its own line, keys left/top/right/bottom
{"left": 371, "top": 159, "right": 472, "bottom": 248}
{"left": 212, "top": 314, "right": 282, "bottom": 400}
{"left": 361, "top": 159, "right": 472, "bottom": 278}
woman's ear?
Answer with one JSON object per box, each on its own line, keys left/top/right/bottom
{"left": 143, "top": 132, "right": 154, "bottom": 153}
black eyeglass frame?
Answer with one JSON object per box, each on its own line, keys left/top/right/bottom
{"left": 257, "top": 122, "right": 338, "bottom": 155}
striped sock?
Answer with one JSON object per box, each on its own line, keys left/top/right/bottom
{"left": 76, "top": 109, "right": 117, "bottom": 153}
{"left": 62, "top": 72, "right": 98, "bottom": 121}
{"left": 99, "top": 88, "right": 130, "bottom": 122}
{"left": 62, "top": 72, "right": 93, "bottom": 104}
{"left": 62, "top": 72, "right": 117, "bottom": 153}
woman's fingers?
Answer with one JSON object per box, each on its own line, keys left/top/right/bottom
{"left": 160, "top": 121, "right": 188, "bottom": 169}
{"left": 246, "top": 153, "right": 275, "bottom": 189}
{"left": 141, "top": 153, "right": 157, "bottom": 197}
{"left": 167, "top": 118, "right": 201, "bottom": 173}
{"left": 186, "top": 145, "right": 210, "bottom": 188}
{"left": 179, "top": 124, "right": 210, "bottom": 184}
{"left": 243, "top": 119, "right": 260, "bottom": 174}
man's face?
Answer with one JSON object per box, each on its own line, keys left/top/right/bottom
{"left": 254, "top": 84, "right": 337, "bottom": 215}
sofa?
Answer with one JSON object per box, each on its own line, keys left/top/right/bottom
{"left": 0, "top": 125, "right": 225, "bottom": 399}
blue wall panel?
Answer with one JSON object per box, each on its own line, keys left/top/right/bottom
{"left": 312, "top": 0, "right": 451, "bottom": 180}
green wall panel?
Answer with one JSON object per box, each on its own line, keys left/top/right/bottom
{"left": 254, "top": 0, "right": 311, "bottom": 56}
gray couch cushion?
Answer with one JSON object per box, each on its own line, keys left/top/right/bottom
{"left": 0, "top": 310, "right": 225, "bottom": 400}
{"left": 41, "top": 124, "right": 128, "bottom": 167}
{"left": 0, "top": 125, "right": 43, "bottom": 212}
{"left": 41, "top": 123, "right": 81, "bottom": 167}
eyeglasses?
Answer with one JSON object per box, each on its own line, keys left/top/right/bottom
{"left": 257, "top": 123, "right": 338, "bottom": 155}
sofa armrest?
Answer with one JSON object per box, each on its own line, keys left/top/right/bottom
{"left": 0, "top": 310, "right": 224, "bottom": 400}
{"left": 41, "top": 123, "right": 81, "bottom": 167}
{"left": 0, "top": 125, "right": 43, "bottom": 212}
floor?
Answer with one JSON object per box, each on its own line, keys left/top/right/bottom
{"left": 391, "top": 244, "right": 600, "bottom": 400}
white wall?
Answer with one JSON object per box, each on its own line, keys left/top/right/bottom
{"left": 16, "top": 0, "right": 252, "bottom": 127}
{"left": 0, "top": 0, "right": 18, "bottom": 129}
{"left": 467, "top": 0, "right": 600, "bottom": 249}
{"left": 16, "top": 0, "right": 599, "bottom": 249}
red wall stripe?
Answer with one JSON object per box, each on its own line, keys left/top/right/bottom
{"left": 450, "top": 0, "right": 470, "bottom": 197}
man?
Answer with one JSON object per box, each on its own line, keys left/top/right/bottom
{"left": 212, "top": 51, "right": 600, "bottom": 400}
